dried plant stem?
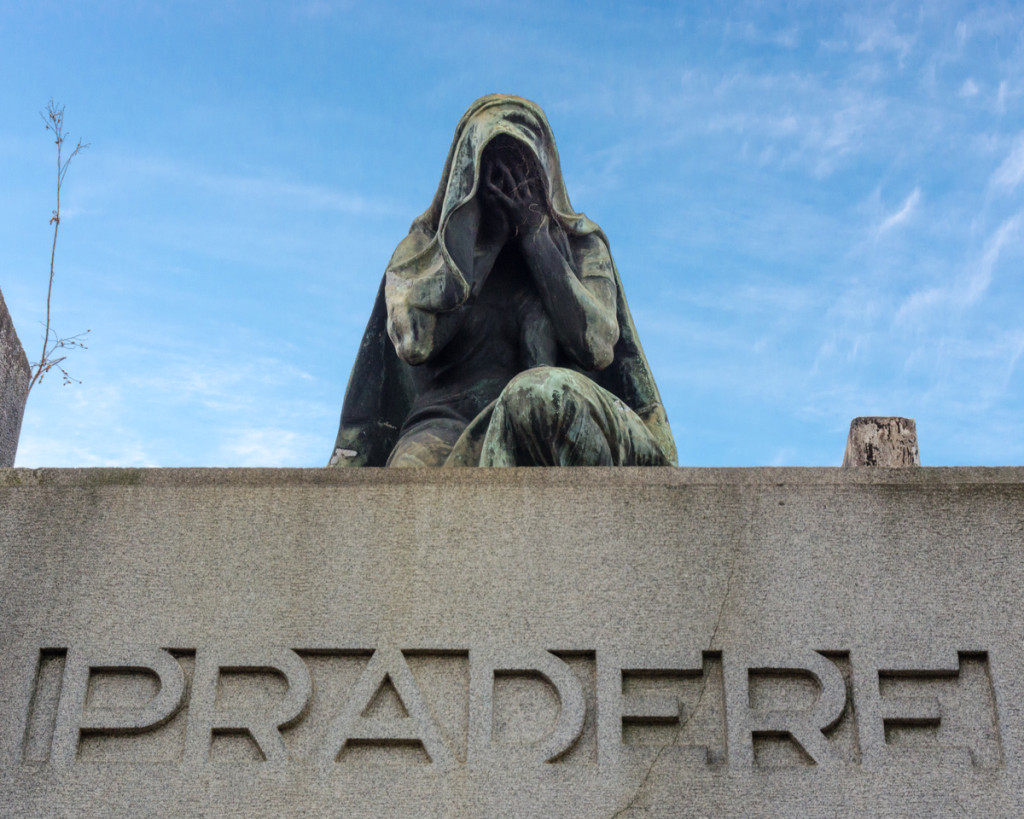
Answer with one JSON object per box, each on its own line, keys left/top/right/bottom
{"left": 28, "top": 100, "right": 89, "bottom": 392}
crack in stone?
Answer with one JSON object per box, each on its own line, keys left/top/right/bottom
{"left": 609, "top": 552, "right": 738, "bottom": 818}
{"left": 706, "top": 556, "right": 736, "bottom": 655}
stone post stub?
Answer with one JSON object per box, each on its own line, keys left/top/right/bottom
{"left": 0, "top": 288, "right": 30, "bottom": 467}
{"left": 842, "top": 416, "right": 919, "bottom": 467}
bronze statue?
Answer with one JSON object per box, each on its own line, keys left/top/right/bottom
{"left": 330, "top": 94, "right": 676, "bottom": 467}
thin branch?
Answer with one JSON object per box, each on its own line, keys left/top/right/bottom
{"left": 28, "top": 100, "right": 90, "bottom": 393}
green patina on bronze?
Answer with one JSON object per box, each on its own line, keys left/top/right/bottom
{"left": 331, "top": 94, "right": 676, "bottom": 468}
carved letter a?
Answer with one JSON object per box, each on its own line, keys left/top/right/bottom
{"left": 323, "top": 646, "right": 454, "bottom": 768}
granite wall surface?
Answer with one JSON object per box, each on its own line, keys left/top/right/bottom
{"left": 1, "top": 467, "right": 1021, "bottom": 816}
{"left": 0, "top": 291, "right": 29, "bottom": 466}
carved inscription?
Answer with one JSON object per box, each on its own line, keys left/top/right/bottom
{"left": 724, "top": 650, "right": 848, "bottom": 769}
{"left": 21, "top": 647, "right": 1003, "bottom": 770}
{"left": 324, "top": 646, "right": 455, "bottom": 767}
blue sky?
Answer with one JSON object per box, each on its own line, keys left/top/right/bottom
{"left": 2, "top": 1, "right": 1023, "bottom": 467}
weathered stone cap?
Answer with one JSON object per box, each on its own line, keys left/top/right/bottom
{"left": 842, "top": 416, "right": 920, "bottom": 467}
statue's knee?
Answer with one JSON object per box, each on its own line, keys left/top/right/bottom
{"left": 496, "top": 368, "right": 591, "bottom": 440}
{"left": 499, "top": 367, "right": 560, "bottom": 417}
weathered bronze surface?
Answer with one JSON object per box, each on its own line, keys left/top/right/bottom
{"left": 331, "top": 95, "right": 676, "bottom": 467}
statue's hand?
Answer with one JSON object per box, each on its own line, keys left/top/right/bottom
{"left": 484, "top": 157, "right": 547, "bottom": 233}
{"left": 385, "top": 285, "right": 438, "bottom": 366}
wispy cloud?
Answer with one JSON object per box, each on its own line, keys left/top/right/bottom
{"left": 724, "top": 20, "right": 800, "bottom": 49}
{"left": 112, "top": 155, "right": 405, "bottom": 218}
{"left": 16, "top": 382, "right": 159, "bottom": 468}
{"left": 996, "top": 80, "right": 1009, "bottom": 114}
{"left": 990, "top": 133, "right": 1024, "bottom": 192}
{"left": 846, "top": 11, "right": 915, "bottom": 64}
{"left": 221, "top": 427, "right": 324, "bottom": 466}
{"left": 878, "top": 187, "right": 921, "bottom": 234}
{"left": 15, "top": 435, "right": 157, "bottom": 468}
{"left": 896, "top": 214, "right": 1022, "bottom": 321}
{"left": 968, "top": 215, "right": 1022, "bottom": 302}
{"left": 128, "top": 354, "right": 321, "bottom": 415}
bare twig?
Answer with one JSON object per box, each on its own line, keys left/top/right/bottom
{"left": 28, "top": 100, "right": 90, "bottom": 392}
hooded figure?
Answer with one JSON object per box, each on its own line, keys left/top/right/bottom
{"left": 330, "top": 94, "right": 676, "bottom": 467}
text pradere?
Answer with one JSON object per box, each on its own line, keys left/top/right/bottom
{"left": 22, "top": 646, "right": 1003, "bottom": 770}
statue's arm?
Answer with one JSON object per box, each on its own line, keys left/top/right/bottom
{"left": 483, "top": 158, "right": 618, "bottom": 370}
{"left": 385, "top": 198, "right": 509, "bottom": 366}
{"left": 385, "top": 271, "right": 468, "bottom": 365}
{"left": 520, "top": 226, "right": 619, "bottom": 371}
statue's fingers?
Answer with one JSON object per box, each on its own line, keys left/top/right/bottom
{"left": 497, "top": 161, "right": 518, "bottom": 193}
{"left": 485, "top": 178, "right": 515, "bottom": 208}
{"left": 487, "top": 161, "right": 503, "bottom": 187}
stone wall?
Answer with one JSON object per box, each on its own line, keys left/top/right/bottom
{"left": 1, "top": 467, "right": 1022, "bottom": 816}
{"left": 0, "top": 290, "right": 29, "bottom": 466}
